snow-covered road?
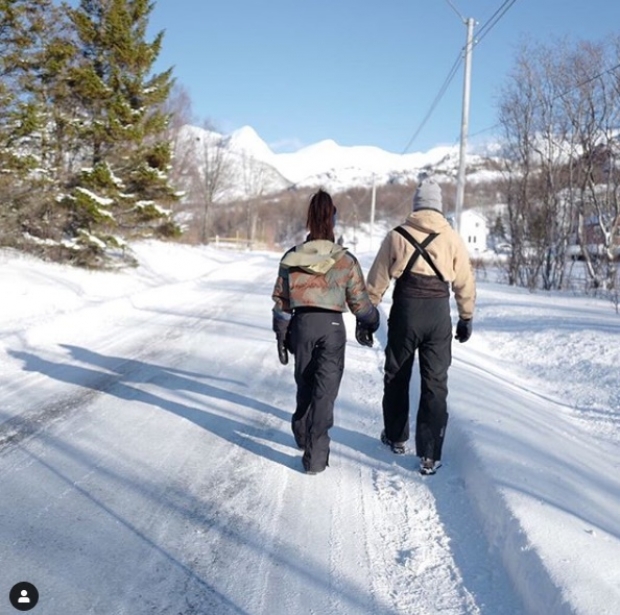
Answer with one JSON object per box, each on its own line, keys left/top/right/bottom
{"left": 1, "top": 243, "right": 619, "bottom": 614}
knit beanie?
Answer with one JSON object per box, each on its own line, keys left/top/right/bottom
{"left": 413, "top": 178, "right": 443, "bottom": 212}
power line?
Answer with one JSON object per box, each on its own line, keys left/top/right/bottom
{"left": 468, "top": 60, "right": 620, "bottom": 140}
{"left": 554, "top": 62, "right": 620, "bottom": 102}
{"left": 404, "top": 0, "right": 620, "bottom": 157}
{"left": 401, "top": 0, "right": 519, "bottom": 154}
{"left": 444, "top": 0, "right": 465, "bottom": 22}
{"left": 475, "top": 0, "right": 518, "bottom": 46}
{"left": 401, "top": 52, "right": 463, "bottom": 154}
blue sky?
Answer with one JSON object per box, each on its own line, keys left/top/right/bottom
{"left": 147, "top": 0, "right": 620, "bottom": 154}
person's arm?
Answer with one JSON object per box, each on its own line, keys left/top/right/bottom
{"left": 344, "top": 257, "right": 377, "bottom": 324}
{"left": 365, "top": 232, "right": 396, "bottom": 306}
{"left": 272, "top": 263, "right": 293, "bottom": 364}
{"left": 343, "top": 257, "right": 380, "bottom": 347}
{"left": 451, "top": 235, "right": 476, "bottom": 320}
{"left": 451, "top": 234, "right": 476, "bottom": 343}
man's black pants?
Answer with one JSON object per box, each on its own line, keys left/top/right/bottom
{"left": 382, "top": 296, "right": 452, "bottom": 461}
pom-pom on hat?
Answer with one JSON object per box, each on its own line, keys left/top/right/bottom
{"left": 413, "top": 177, "right": 443, "bottom": 212}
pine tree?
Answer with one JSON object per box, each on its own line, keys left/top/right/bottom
{"left": 57, "top": 0, "right": 179, "bottom": 267}
{"left": 0, "top": 1, "right": 39, "bottom": 167}
{"left": 0, "top": 0, "right": 55, "bottom": 229}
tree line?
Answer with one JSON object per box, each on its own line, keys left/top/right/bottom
{"left": 498, "top": 36, "right": 620, "bottom": 293}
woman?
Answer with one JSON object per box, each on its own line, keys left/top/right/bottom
{"left": 272, "top": 189, "right": 379, "bottom": 475}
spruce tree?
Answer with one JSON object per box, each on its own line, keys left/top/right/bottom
{"left": 58, "top": 0, "right": 179, "bottom": 267}
{"left": 0, "top": 0, "right": 56, "bottom": 246}
{"left": 0, "top": 0, "right": 45, "bottom": 173}
{"left": 1, "top": 1, "right": 22, "bottom": 176}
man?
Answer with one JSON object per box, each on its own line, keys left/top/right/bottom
{"left": 364, "top": 176, "right": 475, "bottom": 475}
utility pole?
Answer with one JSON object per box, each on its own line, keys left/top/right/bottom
{"left": 454, "top": 16, "right": 475, "bottom": 234}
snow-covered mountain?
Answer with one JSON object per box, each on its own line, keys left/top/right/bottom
{"left": 175, "top": 124, "right": 503, "bottom": 202}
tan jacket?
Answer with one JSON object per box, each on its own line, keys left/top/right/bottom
{"left": 366, "top": 210, "right": 476, "bottom": 319}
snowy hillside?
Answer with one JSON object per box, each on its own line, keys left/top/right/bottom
{"left": 176, "top": 124, "right": 502, "bottom": 201}
{"left": 1, "top": 240, "right": 619, "bottom": 615}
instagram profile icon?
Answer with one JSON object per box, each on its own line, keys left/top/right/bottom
{"left": 9, "top": 582, "right": 39, "bottom": 611}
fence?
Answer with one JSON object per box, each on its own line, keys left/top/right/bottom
{"left": 208, "top": 234, "right": 271, "bottom": 251}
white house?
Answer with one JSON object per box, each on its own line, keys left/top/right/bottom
{"left": 447, "top": 210, "right": 489, "bottom": 255}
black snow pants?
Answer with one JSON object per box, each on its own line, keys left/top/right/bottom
{"left": 290, "top": 309, "right": 346, "bottom": 472}
{"left": 382, "top": 295, "right": 452, "bottom": 461}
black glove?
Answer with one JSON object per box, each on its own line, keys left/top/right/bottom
{"left": 273, "top": 313, "right": 292, "bottom": 365}
{"left": 277, "top": 336, "right": 289, "bottom": 365}
{"left": 455, "top": 318, "right": 472, "bottom": 343}
{"left": 355, "top": 320, "right": 374, "bottom": 347}
{"left": 355, "top": 306, "right": 379, "bottom": 348}
{"left": 367, "top": 307, "right": 380, "bottom": 334}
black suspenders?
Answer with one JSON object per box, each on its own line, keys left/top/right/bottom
{"left": 393, "top": 226, "right": 446, "bottom": 283}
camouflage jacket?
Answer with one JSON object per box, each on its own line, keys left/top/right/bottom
{"left": 272, "top": 240, "right": 377, "bottom": 326}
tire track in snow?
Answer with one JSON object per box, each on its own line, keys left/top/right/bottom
{"left": 0, "top": 254, "right": 267, "bottom": 455}
{"left": 0, "top": 254, "right": 290, "bottom": 614}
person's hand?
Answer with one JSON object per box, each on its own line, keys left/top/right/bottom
{"left": 273, "top": 313, "right": 292, "bottom": 365}
{"left": 367, "top": 307, "right": 380, "bottom": 334}
{"left": 355, "top": 321, "right": 374, "bottom": 347}
{"left": 277, "top": 336, "right": 289, "bottom": 364}
{"left": 455, "top": 318, "right": 472, "bottom": 343}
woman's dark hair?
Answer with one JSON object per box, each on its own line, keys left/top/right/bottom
{"left": 306, "top": 189, "right": 336, "bottom": 241}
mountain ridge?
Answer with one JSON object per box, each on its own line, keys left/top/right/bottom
{"left": 177, "top": 124, "right": 503, "bottom": 202}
